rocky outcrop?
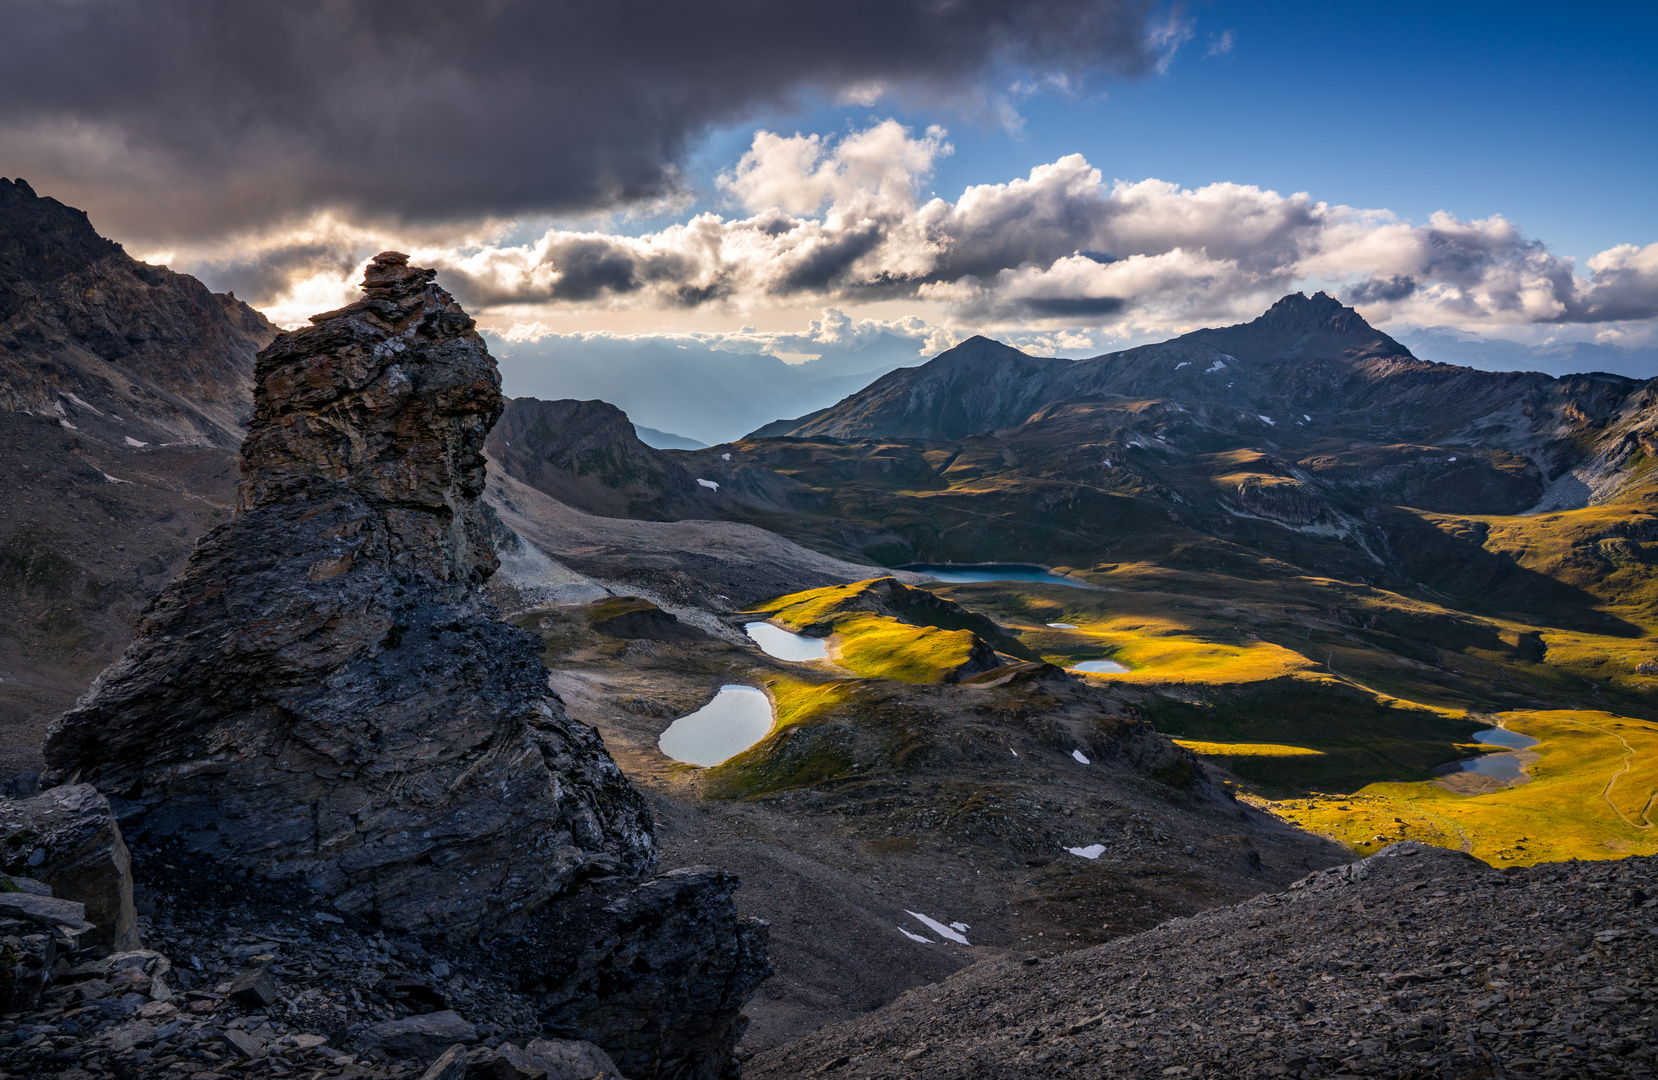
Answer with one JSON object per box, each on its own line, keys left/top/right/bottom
{"left": 501, "top": 867, "right": 770, "bottom": 1080}
{"left": 0, "top": 783, "right": 137, "bottom": 954}
{"left": 43, "top": 252, "right": 654, "bottom": 936}
{"left": 39, "top": 253, "right": 767, "bottom": 1077}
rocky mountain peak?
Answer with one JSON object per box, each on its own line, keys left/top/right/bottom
{"left": 0, "top": 178, "right": 123, "bottom": 310}
{"left": 1258, "top": 289, "right": 1352, "bottom": 327}
{"left": 0, "top": 181, "right": 274, "bottom": 445}
{"left": 1182, "top": 290, "right": 1413, "bottom": 366}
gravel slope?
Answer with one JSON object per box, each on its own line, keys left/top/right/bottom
{"left": 749, "top": 844, "right": 1657, "bottom": 1079}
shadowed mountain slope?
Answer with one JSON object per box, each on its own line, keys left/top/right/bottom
{"left": 0, "top": 177, "right": 274, "bottom": 448}
{"left": 0, "top": 179, "right": 277, "bottom": 777}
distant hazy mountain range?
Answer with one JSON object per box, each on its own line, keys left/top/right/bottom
{"left": 489, "top": 330, "right": 926, "bottom": 446}
{"left": 1400, "top": 327, "right": 1658, "bottom": 380}
{"left": 489, "top": 321, "right": 1658, "bottom": 448}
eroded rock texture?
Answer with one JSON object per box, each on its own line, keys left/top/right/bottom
{"left": 41, "top": 253, "right": 656, "bottom": 936}
{"left": 505, "top": 867, "right": 771, "bottom": 1080}
{"left": 0, "top": 783, "right": 136, "bottom": 955}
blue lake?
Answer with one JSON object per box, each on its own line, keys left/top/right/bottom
{"left": 900, "top": 563, "right": 1094, "bottom": 588}
{"left": 658, "top": 686, "right": 775, "bottom": 767}
{"left": 1455, "top": 726, "right": 1541, "bottom": 781}
{"left": 1071, "top": 659, "right": 1130, "bottom": 674}
{"left": 744, "top": 621, "right": 829, "bottom": 662}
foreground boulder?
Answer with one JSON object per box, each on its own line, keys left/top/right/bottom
{"left": 0, "top": 782, "right": 136, "bottom": 954}
{"left": 502, "top": 867, "right": 770, "bottom": 1080}
{"left": 39, "top": 253, "right": 767, "bottom": 1076}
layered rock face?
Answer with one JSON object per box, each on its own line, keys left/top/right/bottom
{"left": 40, "top": 253, "right": 657, "bottom": 936}
{"left": 0, "top": 783, "right": 137, "bottom": 955}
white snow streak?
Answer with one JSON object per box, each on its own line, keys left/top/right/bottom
{"left": 696, "top": 478, "right": 720, "bottom": 490}
{"left": 898, "top": 927, "right": 933, "bottom": 943}
{"left": 1072, "top": 749, "right": 1091, "bottom": 764}
{"left": 1066, "top": 844, "right": 1107, "bottom": 860}
{"left": 907, "top": 912, "right": 970, "bottom": 945}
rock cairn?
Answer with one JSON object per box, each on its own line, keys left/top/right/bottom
{"left": 35, "top": 254, "right": 767, "bottom": 1079}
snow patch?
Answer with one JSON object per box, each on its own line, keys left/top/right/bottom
{"left": 62, "top": 392, "right": 104, "bottom": 416}
{"left": 950, "top": 922, "right": 970, "bottom": 933}
{"left": 1102, "top": 459, "right": 1112, "bottom": 467}
{"left": 1174, "top": 362, "right": 1190, "bottom": 370}
{"left": 721, "top": 453, "right": 731, "bottom": 461}
{"left": 907, "top": 911, "right": 970, "bottom": 945}
{"left": 1257, "top": 415, "right": 1275, "bottom": 426}
{"left": 1205, "top": 359, "right": 1227, "bottom": 373}
{"left": 1010, "top": 748, "right": 1018, "bottom": 757}
{"left": 898, "top": 927, "right": 932, "bottom": 943}
{"left": 1046, "top": 622, "right": 1078, "bottom": 629}
{"left": 1303, "top": 414, "right": 1312, "bottom": 421}
{"left": 59, "top": 419, "right": 77, "bottom": 431}
{"left": 1448, "top": 456, "right": 1457, "bottom": 462}
{"left": 696, "top": 478, "right": 719, "bottom": 491}
{"left": 124, "top": 436, "right": 149, "bottom": 448}
{"left": 1066, "top": 844, "right": 1107, "bottom": 860}
{"left": 101, "top": 473, "right": 130, "bottom": 484}
{"left": 1072, "top": 749, "right": 1091, "bottom": 765}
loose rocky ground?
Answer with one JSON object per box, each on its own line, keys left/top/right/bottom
{"left": 749, "top": 844, "right": 1658, "bottom": 1079}
{"left": 0, "top": 841, "right": 600, "bottom": 1078}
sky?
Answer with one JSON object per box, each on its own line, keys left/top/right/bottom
{"left": 2, "top": 0, "right": 1655, "bottom": 363}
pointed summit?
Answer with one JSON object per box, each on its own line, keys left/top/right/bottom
{"left": 1181, "top": 290, "right": 1412, "bottom": 365}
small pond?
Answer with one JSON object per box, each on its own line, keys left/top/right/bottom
{"left": 744, "top": 621, "right": 829, "bottom": 662}
{"left": 658, "top": 685, "right": 775, "bottom": 767}
{"left": 1071, "top": 659, "right": 1130, "bottom": 674}
{"left": 1454, "top": 726, "right": 1541, "bottom": 781}
{"left": 899, "top": 563, "right": 1093, "bottom": 588}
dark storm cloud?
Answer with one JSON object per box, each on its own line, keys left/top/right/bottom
{"left": 0, "top": 0, "right": 1158, "bottom": 240}
{"left": 1348, "top": 274, "right": 1417, "bottom": 303}
{"left": 1020, "top": 295, "right": 1127, "bottom": 317}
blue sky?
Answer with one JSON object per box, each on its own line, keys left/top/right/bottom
{"left": 669, "top": 1, "right": 1644, "bottom": 265}
{"left": 686, "top": 1, "right": 1657, "bottom": 264}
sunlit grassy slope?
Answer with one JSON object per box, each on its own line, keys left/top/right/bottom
{"left": 911, "top": 560, "right": 1658, "bottom": 865}
{"left": 746, "top": 578, "right": 1003, "bottom": 683}
{"left": 1261, "top": 711, "right": 1658, "bottom": 866}
{"left": 704, "top": 672, "right": 859, "bottom": 799}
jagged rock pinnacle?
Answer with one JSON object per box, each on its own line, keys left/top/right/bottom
{"left": 42, "top": 257, "right": 657, "bottom": 937}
